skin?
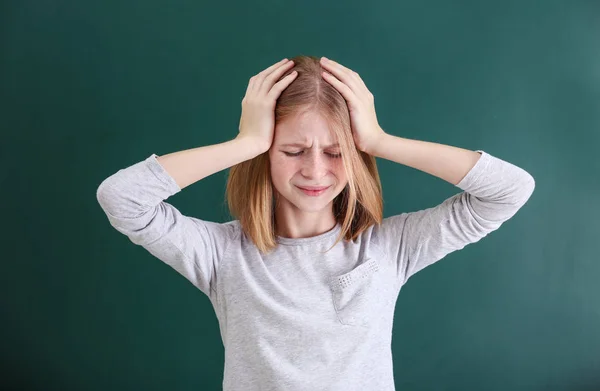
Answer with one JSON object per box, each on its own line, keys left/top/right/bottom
{"left": 269, "top": 111, "right": 347, "bottom": 239}
{"left": 268, "top": 56, "right": 482, "bottom": 240}
{"left": 156, "top": 57, "right": 484, "bottom": 239}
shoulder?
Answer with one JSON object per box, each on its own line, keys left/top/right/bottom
{"left": 187, "top": 217, "right": 243, "bottom": 243}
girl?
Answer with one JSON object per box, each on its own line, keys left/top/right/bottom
{"left": 96, "top": 56, "right": 535, "bottom": 391}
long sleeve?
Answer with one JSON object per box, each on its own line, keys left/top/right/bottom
{"left": 372, "top": 150, "right": 536, "bottom": 290}
{"left": 95, "top": 153, "right": 236, "bottom": 297}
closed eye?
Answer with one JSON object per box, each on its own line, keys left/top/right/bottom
{"left": 283, "top": 151, "right": 342, "bottom": 158}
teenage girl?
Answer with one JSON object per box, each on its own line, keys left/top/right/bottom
{"left": 97, "top": 56, "right": 535, "bottom": 391}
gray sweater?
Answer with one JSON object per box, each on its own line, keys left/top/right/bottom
{"left": 96, "top": 149, "right": 535, "bottom": 391}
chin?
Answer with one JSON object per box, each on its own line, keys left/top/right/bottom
{"left": 293, "top": 197, "right": 333, "bottom": 211}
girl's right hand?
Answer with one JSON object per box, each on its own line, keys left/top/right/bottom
{"left": 236, "top": 58, "right": 298, "bottom": 153}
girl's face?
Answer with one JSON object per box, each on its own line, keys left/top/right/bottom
{"left": 269, "top": 112, "right": 348, "bottom": 216}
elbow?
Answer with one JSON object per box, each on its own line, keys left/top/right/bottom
{"left": 96, "top": 176, "right": 120, "bottom": 215}
{"left": 516, "top": 172, "right": 536, "bottom": 207}
{"left": 525, "top": 172, "right": 536, "bottom": 197}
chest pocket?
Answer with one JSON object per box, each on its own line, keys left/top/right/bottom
{"left": 328, "top": 258, "right": 382, "bottom": 327}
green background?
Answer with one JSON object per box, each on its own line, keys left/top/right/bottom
{"left": 2, "top": 0, "right": 599, "bottom": 390}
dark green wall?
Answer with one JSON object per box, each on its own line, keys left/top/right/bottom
{"left": 3, "top": 0, "right": 599, "bottom": 390}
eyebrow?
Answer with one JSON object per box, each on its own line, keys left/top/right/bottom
{"left": 280, "top": 143, "right": 340, "bottom": 148}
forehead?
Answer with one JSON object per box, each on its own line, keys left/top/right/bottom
{"left": 275, "top": 112, "right": 337, "bottom": 146}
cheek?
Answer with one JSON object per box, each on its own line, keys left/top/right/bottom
{"left": 332, "top": 161, "right": 347, "bottom": 181}
{"left": 270, "top": 158, "right": 296, "bottom": 183}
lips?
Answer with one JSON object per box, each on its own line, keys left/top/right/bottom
{"left": 297, "top": 186, "right": 330, "bottom": 191}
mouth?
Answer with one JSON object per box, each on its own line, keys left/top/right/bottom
{"left": 296, "top": 185, "right": 330, "bottom": 196}
{"left": 297, "top": 186, "right": 329, "bottom": 191}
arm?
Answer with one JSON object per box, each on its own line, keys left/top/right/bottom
{"left": 156, "top": 136, "right": 265, "bottom": 190}
{"left": 96, "top": 136, "right": 261, "bottom": 296}
{"left": 366, "top": 132, "right": 482, "bottom": 186}
{"left": 368, "top": 133, "right": 536, "bottom": 288}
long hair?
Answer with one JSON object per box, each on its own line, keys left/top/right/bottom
{"left": 226, "top": 55, "right": 383, "bottom": 255}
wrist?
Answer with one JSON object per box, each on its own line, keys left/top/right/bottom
{"left": 234, "top": 135, "right": 269, "bottom": 156}
{"left": 363, "top": 129, "right": 388, "bottom": 156}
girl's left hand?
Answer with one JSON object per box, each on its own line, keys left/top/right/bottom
{"left": 320, "top": 56, "right": 386, "bottom": 154}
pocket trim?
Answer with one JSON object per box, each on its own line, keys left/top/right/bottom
{"left": 329, "top": 258, "right": 379, "bottom": 291}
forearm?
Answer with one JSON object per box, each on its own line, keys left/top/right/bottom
{"left": 367, "top": 132, "right": 481, "bottom": 186}
{"left": 156, "top": 136, "right": 264, "bottom": 190}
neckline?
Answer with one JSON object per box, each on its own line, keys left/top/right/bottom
{"left": 276, "top": 222, "right": 342, "bottom": 246}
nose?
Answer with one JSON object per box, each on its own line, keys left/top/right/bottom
{"left": 300, "top": 151, "right": 328, "bottom": 180}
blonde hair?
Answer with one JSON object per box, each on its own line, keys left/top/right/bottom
{"left": 226, "top": 55, "right": 383, "bottom": 255}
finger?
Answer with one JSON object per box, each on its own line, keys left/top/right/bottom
{"left": 322, "top": 70, "right": 356, "bottom": 104}
{"left": 248, "top": 58, "right": 290, "bottom": 94}
{"left": 267, "top": 70, "right": 298, "bottom": 100}
{"left": 259, "top": 60, "right": 296, "bottom": 96}
{"left": 321, "top": 57, "right": 366, "bottom": 93}
{"left": 321, "top": 57, "right": 354, "bottom": 74}
{"left": 253, "top": 59, "right": 294, "bottom": 94}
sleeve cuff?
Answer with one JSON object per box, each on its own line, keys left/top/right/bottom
{"left": 146, "top": 153, "right": 182, "bottom": 194}
{"left": 455, "top": 149, "right": 491, "bottom": 191}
